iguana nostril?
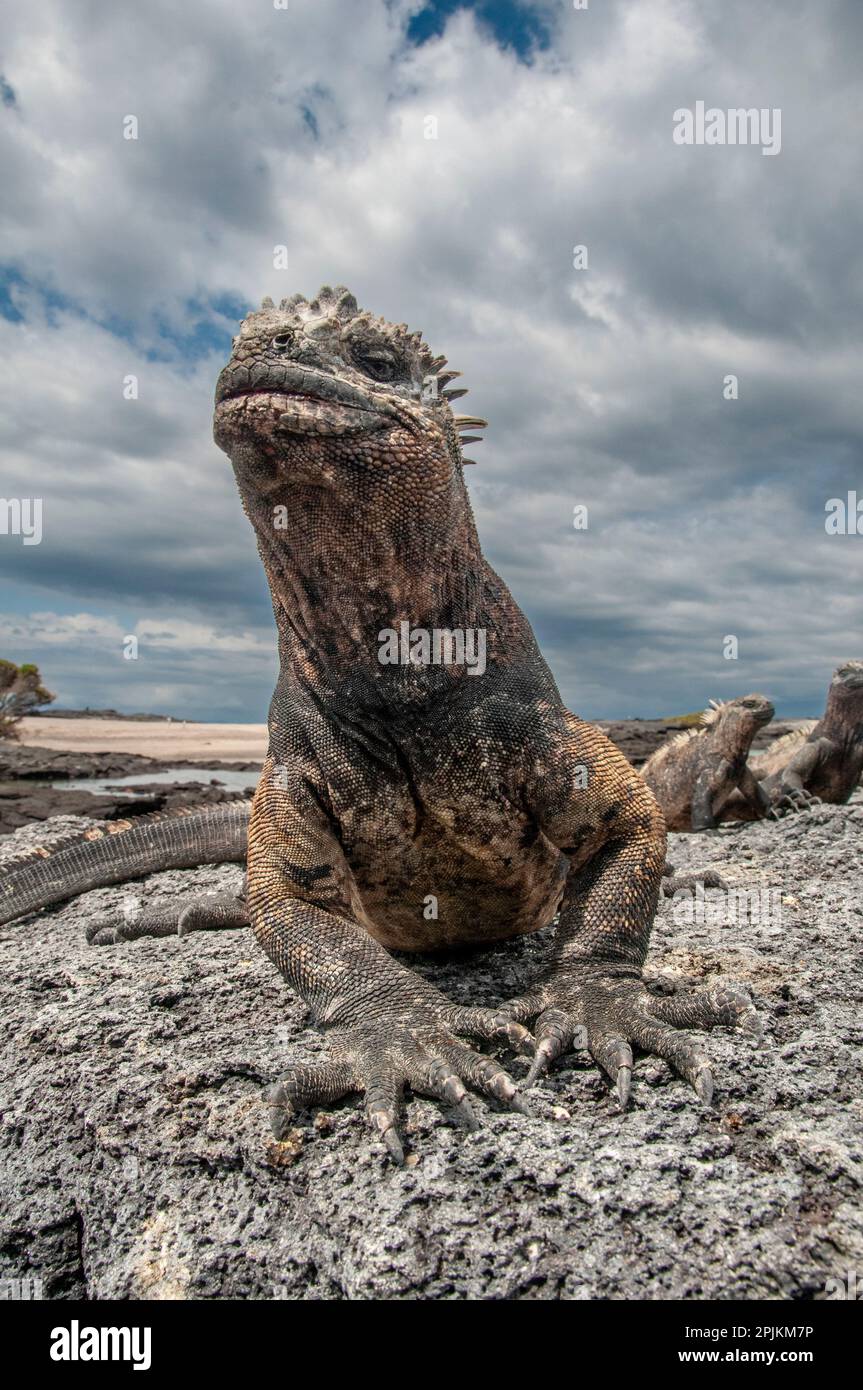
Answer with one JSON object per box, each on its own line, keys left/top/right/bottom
{"left": 271, "top": 333, "right": 293, "bottom": 352}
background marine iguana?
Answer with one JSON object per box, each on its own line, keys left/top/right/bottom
{"left": 0, "top": 286, "right": 760, "bottom": 1161}
{"left": 638, "top": 694, "right": 776, "bottom": 832}
{"left": 723, "top": 661, "right": 863, "bottom": 821}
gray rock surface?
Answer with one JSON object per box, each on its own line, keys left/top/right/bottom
{"left": 1, "top": 797, "right": 861, "bottom": 1301}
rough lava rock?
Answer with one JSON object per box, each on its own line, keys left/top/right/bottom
{"left": 0, "top": 744, "right": 259, "bottom": 835}
{"left": 0, "top": 796, "right": 861, "bottom": 1300}
{"left": 0, "top": 782, "right": 257, "bottom": 837}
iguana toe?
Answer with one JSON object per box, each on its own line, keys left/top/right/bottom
{"left": 266, "top": 1017, "right": 528, "bottom": 1163}
{"left": 661, "top": 867, "right": 728, "bottom": 898}
{"left": 523, "top": 1008, "right": 579, "bottom": 1086}
{"left": 438, "top": 1041, "right": 530, "bottom": 1112}
{"left": 86, "top": 904, "right": 184, "bottom": 943}
{"left": 445, "top": 1004, "right": 535, "bottom": 1055}
{"left": 176, "top": 894, "right": 249, "bottom": 935}
{"left": 86, "top": 917, "right": 124, "bottom": 946}
{"left": 647, "top": 980, "right": 764, "bottom": 1042}
{"left": 266, "top": 1061, "right": 356, "bottom": 1139}
{"left": 774, "top": 787, "right": 821, "bottom": 815}
{"left": 590, "top": 1034, "right": 637, "bottom": 1105}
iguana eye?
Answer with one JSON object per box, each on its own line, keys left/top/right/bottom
{"left": 352, "top": 347, "right": 400, "bottom": 382}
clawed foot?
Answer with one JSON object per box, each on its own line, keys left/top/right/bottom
{"left": 265, "top": 972, "right": 764, "bottom": 1159}
{"left": 768, "top": 789, "right": 822, "bottom": 819}
{"left": 266, "top": 1009, "right": 530, "bottom": 1165}
{"left": 662, "top": 866, "right": 728, "bottom": 897}
{"left": 86, "top": 892, "right": 249, "bottom": 945}
{"left": 494, "top": 970, "right": 763, "bottom": 1107}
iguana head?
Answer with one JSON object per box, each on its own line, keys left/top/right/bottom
{"left": 703, "top": 693, "right": 774, "bottom": 753}
{"left": 213, "top": 284, "right": 486, "bottom": 482}
{"left": 824, "top": 660, "right": 863, "bottom": 734}
{"left": 831, "top": 660, "right": 863, "bottom": 691}
{"left": 212, "top": 287, "right": 489, "bottom": 673}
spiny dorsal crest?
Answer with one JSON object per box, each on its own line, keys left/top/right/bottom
{"left": 752, "top": 722, "right": 817, "bottom": 762}
{"left": 642, "top": 725, "right": 703, "bottom": 774}
{"left": 247, "top": 286, "right": 487, "bottom": 463}
{"left": 642, "top": 700, "right": 730, "bottom": 774}
{"left": 700, "top": 698, "right": 729, "bottom": 729}
{"left": 254, "top": 284, "right": 435, "bottom": 376}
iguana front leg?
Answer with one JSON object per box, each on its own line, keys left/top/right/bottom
{"left": 691, "top": 763, "right": 725, "bottom": 830}
{"left": 769, "top": 739, "right": 828, "bottom": 813}
{"left": 735, "top": 765, "right": 773, "bottom": 818}
{"left": 249, "top": 759, "right": 528, "bottom": 1161}
{"left": 484, "top": 720, "right": 761, "bottom": 1104}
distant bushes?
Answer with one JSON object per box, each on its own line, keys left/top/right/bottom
{"left": 663, "top": 711, "right": 706, "bottom": 728}
{"left": 0, "top": 661, "right": 55, "bottom": 740}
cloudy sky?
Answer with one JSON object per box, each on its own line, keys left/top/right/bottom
{"left": 1, "top": 0, "right": 861, "bottom": 721}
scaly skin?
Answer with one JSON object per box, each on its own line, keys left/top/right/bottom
{"left": 1, "top": 286, "right": 762, "bottom": 1161}
{"left": 640, "top": 695, "right": 775, "bottom": 832}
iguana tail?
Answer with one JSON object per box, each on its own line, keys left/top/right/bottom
{"left": 0, "top": 800, "right": 252, "bottom": 927}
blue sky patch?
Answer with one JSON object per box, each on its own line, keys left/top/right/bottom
{"left": 407, "top": 1, "right": 552, "bottom": 59}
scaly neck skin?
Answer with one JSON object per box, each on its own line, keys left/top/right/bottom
{"left": 231, "top": 438, "right": 491, "bottom": 713}
{"left": 715, "top": 711, "right": 771, "bottom": 764}
{"left": 714, "top": 716, "right": 751, "bottom": 762}
{"left": 820, "top": 688, "right": 863, "bottom": 749}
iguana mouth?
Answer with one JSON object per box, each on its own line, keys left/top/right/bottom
{"left": 215, "top": 361, "right": 377, "bottom": 408}
{"left": 214, "top": 366, "right": 425, "bottom": 438}
{"left": 217, "top": 388, "right": 389, "bottom": 437}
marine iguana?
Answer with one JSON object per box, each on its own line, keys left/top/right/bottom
{"left": 0, "top": 286, "right": 761, "bottom": 1161}
{"left": 724, "top": 661, "right": 863, "bottom": 820}
{"left": 639, "top": 694, "right": 775, "bottom": 831}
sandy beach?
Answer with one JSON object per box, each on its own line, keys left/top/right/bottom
{"left": 15, "top": 714, "right": 810, "bottom": 767}
{"left": 16, "top": 717, "right": 268, "bottom": 763}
